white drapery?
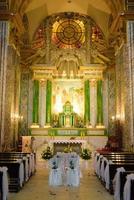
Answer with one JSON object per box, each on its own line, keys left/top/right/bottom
{"left": 113, "top": 167, "right": 125, "bottom": 200}
{"left": 124, "top": 173, "right": 134, "bottom": 200}
{"left": 0, "top": 167, "right": 8, "bottom": 200}
{"left": 49, "top": 152, "right": 80, "bottom": 186}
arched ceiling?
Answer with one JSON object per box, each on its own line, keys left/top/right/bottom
{"left": 24, "top": 0, "right": 121, "bottom": 41}
{"left": 26, "top": 0, "right": 111, "bottom": 13}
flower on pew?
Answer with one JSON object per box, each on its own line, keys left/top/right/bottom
{"left": 81, "top": 148, "right": 91, "bottom": 160}
{"left": 69, "top": 160, "right": 74, "bottom": 169}
{"left": 52, "top": 161, "right": 58, "bottom": 169}
{"left": 41, "top": 146, "right": 53, "bottom": 160}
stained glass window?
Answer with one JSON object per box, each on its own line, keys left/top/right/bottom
{"left": 52, "top": 19, "right": 85, "bottom": 49}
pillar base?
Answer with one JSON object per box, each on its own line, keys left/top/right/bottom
{"left": 44, "top": 124, "right": 51, "bottom": 128}
{"left": 96, "top": 124, "right": 105, "bottom": 128}
{"left": 30, "top": 123, "right": 40, "bottom": 128}
{"left": 86, "top": 122, "right": 93, "bottom": 128}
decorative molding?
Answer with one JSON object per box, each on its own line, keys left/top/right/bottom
{"left": 110, "top": 11, "right": 134, "bottom": 34}
{"left": 0, "top": 11, "right": 25, "bottom": 35}
{"left": 30, "top": 64, "right": 107, "bottom": 81}
{"left": 80, "top": 65, "right": 107, "bottom": 80}
{"left": 30, "top": 65, "right": 55, "bottom": 80}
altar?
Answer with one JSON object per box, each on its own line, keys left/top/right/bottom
{"left": 50, "top": 139, "right": 86, "bottom": 154}
{"left": 54, "top": 101, "right": 80, "bottom": 128}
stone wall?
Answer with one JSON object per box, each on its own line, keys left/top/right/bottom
{"left": 0, "top": 21, "right": 21, "bottom": 150}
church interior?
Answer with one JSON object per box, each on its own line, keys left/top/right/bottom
{"left": 0, "top": 0, "right": 134, "bottom": 200}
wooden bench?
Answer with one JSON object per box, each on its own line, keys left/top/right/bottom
{"left": 118, "top": 171, "right": 134, "bottom": 200}
{"left": 0, "top": 152, "right": 36, "bottom": 176}
{"left": 130, "top": 179, "right": 134, "bottom": 200}
{"left": 95, "top": 153, "right": 134, "bottom": 194}
{"left": 0, "top": 159, "right": 24, "bottom": 192}
{"left": 0, "top": 171, "right": 2, "bottom": 200}
{"left": 108, "top": 163, "right": 134, "bottom": 193}
{"left": 0, "top": 167, "right": 8, "bottom": 200}
{"left": 0, "top": 155, "right": 29, "bottom": 182}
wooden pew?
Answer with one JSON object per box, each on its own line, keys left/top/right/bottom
{"left": 98, "top": 152, "right": 134, "bottom": 156}
{"left": 130, "top": 179, "right": 134, "bottom": 200}
{"left": 95, "top": 152, "right": 134, "bottom": 196}
{"left": 108, "top": 163, "right": 134, "bottom": 193}
{"left": 0, "top": 171, "right": 2, "bottom": 200}
{"left": 0, "top": 159, "right": 24, "bottom": 192}
{"left": 119, "top": 172, "right": 134, "bottom": 200}
{"left": 0, "top": 154, "right": 29, "bottom": 181}
{"left": 0, "top": 152, "right": 36, "bottom": 176}
{"left": 95, "top": 152, "right": 134, "bottom": 171}
{"left": 99, "top": 157, "right": 134, "bottom": 184}
{"left": 0, "top": 167, "right": 8, "bottom": 200}
{"left": 96, "top": 153, "right": 134, "bottom": 178}
{"left": 119, "top": 171, "right": 134, "bottom": 200}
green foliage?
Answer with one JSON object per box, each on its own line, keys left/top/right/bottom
{"left": 41, "top": 146, "right": 53, "bottom": 160}
{"left": 64, "top": 145, "right": 72, "bottom": 153}
{"left": 81, "top": 148, "right": 91, "bottom": 160}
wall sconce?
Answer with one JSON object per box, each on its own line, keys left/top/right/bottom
{"left": 116, "top": 114, "right": 120, "bottom": 120}
{"left": 111, "top": 115, "right": 121, "bottom": 122}
{"left": 11, "top": 113, "right": 23, "bottom": 121}
{"left": 111, "top": 116, "right": 115, "bottom": 121}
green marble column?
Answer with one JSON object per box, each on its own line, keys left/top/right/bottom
{"left": 32, "top": 80, "right": 39, "bottom": 124}
{"left": 46, "top": 80, "right": 52, "bottom": 125}
{"left": 97, "top": 80, "right": 103, "bottom": 125}
{"left": 84, "top": 80, "right": 90, "bottom": 125}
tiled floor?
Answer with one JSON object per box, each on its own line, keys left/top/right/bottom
{"left": 8, "top": 147, "right": 113, "bottom": 200}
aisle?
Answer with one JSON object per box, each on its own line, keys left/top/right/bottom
{"left": 8, "top": 148, "right": 113, "bottom": 200}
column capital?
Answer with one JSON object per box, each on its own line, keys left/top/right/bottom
{"left": 39, "top": 79, "right": 47, "bottom": 87}
{"left": 89, "top": 79, "right": 97, "bottom": 87}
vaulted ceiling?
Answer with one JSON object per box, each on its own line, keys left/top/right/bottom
{"left": 25, "top": 0, "right": 122, "bottom": 41}
{"left": 9, "top": 0, "right": 123, "bottom": 41}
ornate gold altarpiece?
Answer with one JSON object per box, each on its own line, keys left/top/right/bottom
{"left": 30, "top": 64, "right": 106, "bottom": 136}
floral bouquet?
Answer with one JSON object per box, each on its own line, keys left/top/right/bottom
{"left": 81, "top": 148, "right": 91, "bottom": 160}
{"left": 41, "top": 146, "right": 53, "bottom": 160}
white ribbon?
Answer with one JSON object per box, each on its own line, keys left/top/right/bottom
{"left": 19, "top": 162, "right": 24, "bottom": 187}
{"left": 104, "top": 160, "right": 113, "bottom": 190}
{"left": 0, "top": 167, "right": 8, "bottom": 200}
{"left": 124, "top": 173, "right": 134, "bottom": 200}
{"left": 100, "top": 157, "right": 108, "bottom": 181}
{"left": 96, "top": 155, "right": 103, "bottom": 177}
{"left": 31, "top": 153, "right": 35, "bottom": 174}
{"left": 113, "top": 167, "right": 125, "bottom": 200}
{"left": 94, "top": 153, "right": 100, "bottom": 172}
{"left": 23, "top": 157, "right": 29, "bottom": 181}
